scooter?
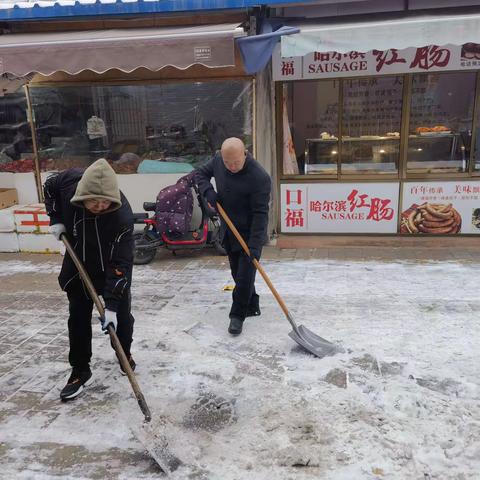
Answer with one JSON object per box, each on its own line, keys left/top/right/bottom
{"left": 132, "top": 184, "right": 226, "bottom": 265}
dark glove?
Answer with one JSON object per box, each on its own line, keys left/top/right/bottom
{"left": 249, "top": 247, "right": 261, "bottom": 261}
{"left": 204, "top": 189, "right": 218, "bottom": 217}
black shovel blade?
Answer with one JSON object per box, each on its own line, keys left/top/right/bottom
{"left": 130, "top": 419, "right": 183, "bottom": 475}
{"left": 289, "top": 325, "right": 339, "bottom": 358}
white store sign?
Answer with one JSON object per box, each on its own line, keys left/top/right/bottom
{"left": 273, "top": 43, "right": 480, "bottom": 81}
{"left": 281, "top": 183, "right": 399, "bottom": 233}
{"left": 401, "top": 181, "right": 480, "bottom": 235}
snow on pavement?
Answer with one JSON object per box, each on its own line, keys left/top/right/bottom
{"left": 0, "top": 255, "right": 479, "bottom": 479}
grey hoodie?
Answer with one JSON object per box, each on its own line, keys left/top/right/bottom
{"left": 70, "top": 158, "right": 121, "bottom": 213}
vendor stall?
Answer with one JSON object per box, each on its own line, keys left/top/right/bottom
{"left": 274, "top": 12, "right": 480, "bottom": 236}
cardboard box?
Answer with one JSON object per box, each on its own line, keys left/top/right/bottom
{"left": 0, "top": 188, "right": 18, "bottom": 210}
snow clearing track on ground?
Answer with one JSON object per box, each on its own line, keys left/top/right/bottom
{"left": 0, "top": 256, "right": 479, "bottom": 479}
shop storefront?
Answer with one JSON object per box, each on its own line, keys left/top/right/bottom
{"left": 0, "top": 22, "right": 254, "bottom": 210}
{"left": 273, "top": 13, "right": 480, "bottom": 236}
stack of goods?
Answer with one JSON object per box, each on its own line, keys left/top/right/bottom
{"left": 415, "top": 126, "right": 450, "bottom": 134}
{"left": 110, "top": 153, "right": 142, "bottom": 174}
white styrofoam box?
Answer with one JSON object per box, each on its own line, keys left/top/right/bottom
{"left": 14, "top": 203, "right": 50, "bottom": 233}
{"left": 14, "top": 172, "right": 39, "bottom": 204}
{"left": 18, "top": 233, "right": 62, "bottom": 253}
{"left": 0, "top": 172, "right": 15, "bottom": 189}
{"left": 0, "top": 205, "right": 16, "bottom": 232}
{"left": 0, "top": 232, "right": 19, "bottom": 252}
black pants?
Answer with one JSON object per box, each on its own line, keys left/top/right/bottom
{"left": 66, "top": 285, "right": 135, "bottom": 369}
{"left": 228, "top": 250, "right": 260, "bottom": 319}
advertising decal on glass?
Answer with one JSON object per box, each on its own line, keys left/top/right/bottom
{"left": 281, "top": 183, "right": 399, "bottom": 233}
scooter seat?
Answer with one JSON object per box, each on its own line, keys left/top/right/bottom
{"left": 143, "top": 202, "right": 156, "bottom": 211}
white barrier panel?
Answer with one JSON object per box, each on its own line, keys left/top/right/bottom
{"left": 0, "top": 206, "right": 16, "bottom": 232}
{"left": 18, "top": 233, "right": 62, "bottom": 253}
{"left": 0, "top": 232, "right": 19, "bottom": 252}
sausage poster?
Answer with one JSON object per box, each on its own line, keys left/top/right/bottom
{"left": 281, "top": 183, "right": 399, "bottom": 233}
{"left": 401, "top": 181, "right": 480, "bottom": 235}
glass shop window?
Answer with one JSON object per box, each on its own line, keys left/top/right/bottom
{"left": 30, "top": 80, "right": 253, "bottom": 174}
{"left": 407, "top": 72, "right": 476, "bottom": 174}
{"left": 340, "top": 76, "right": 404, "bottom": 174}
{"left": 0, "top": 90, "right": 35, "bottom": 173}
{"left": 283, "top": 80, "right": 339, "bottom": 175}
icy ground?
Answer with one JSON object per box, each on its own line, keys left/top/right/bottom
{"left": 0, "top": 253, "right": 479, "bottom": 480}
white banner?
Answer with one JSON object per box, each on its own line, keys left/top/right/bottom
{"left": 401, "top": 181, "right": 480, "bottom": 235}
{"left": 273, "top": 43, "right": 480, "bottom": 81}
{"left": 281, "top": 183, "right": 399, "bottom": 233}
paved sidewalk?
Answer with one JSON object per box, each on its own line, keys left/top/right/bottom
{"left": 0, "top": 246, "right": 479, "bottom": 479}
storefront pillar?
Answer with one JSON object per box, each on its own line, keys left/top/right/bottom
{"left": 255, "top": 63, "right": 279, "bottom": 238}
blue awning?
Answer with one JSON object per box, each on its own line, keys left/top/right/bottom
{"left": 0, "top": 0, "right": 318, "bottom": 22}
{"left": 237, "top": 20, "right": 299, "bottom": 74}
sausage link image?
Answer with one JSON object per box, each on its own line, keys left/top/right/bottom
{"left": 422, "top": 213, "right": 448, "bottom": 222}
{"left": 422, "top": 218, "right": 454, "bottom": 229}
{"left": 407, "top": 210, "right": 419, "bottom": 233}
{"left": 425, "top": 204, "right": 454, "bottom": 219}
{"left": 418, "top": 224, "right": 455, "bottom": 234}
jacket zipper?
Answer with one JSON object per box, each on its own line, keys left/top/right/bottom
{"left": 95, "top": 216, "right": 105, "bottom": 272}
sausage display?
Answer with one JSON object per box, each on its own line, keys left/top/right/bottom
{"left": 400, "top": 202, "right": 462, "bottom": 234}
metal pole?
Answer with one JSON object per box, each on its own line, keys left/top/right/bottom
{"left": 24, "top": 83, "right": 44, "bottom": 202}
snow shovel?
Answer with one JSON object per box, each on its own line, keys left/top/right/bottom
{"left": 60, "top": 234, "right": 182, "bottom": 474}
{"left": 216, "top": 203, "right": 338, "bottom": 358}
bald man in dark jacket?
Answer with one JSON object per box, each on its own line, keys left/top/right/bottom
{"left": 195, "top": 138, "right": 271, "bottom": 335}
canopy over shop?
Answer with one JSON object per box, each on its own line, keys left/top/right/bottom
{"left": 0, "top": 24, "right": 243, "bottom": 76}
{"left": 0, "top": 22, "right": 255, "bottom": 209}
{"left": 274, "top": 12, "right": 480, "bottom": 236}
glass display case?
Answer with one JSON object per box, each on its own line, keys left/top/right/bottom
{"left": 407, "top": 132, "right": 468, "bottom": 173}
{"left": 340, "top": 136, "right": 400, "bottom": 173}
{"left": 304, "top": 137, "right": 338, "bottom": 174}
{"left": 304, "top": 136, "right": 401, "bottom": 174}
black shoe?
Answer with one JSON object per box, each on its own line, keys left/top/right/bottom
{"left": 228, "top": 316, "right": 244, "bottom": 335}
{"left": 60, "top": 367, "right": 93, "bottom": 401}
{"left": 119, "top": 355, "right": 136, "bottom": 376}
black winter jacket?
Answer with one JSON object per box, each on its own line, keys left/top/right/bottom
{"left": 44, "top": 169, "right": 134, "bottom": 311}
{"left": 195, "top": 152, "right": 271, "bottom": 253}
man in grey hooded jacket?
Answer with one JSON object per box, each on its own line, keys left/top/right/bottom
{"left": 44, "top": 159, "right": 136, "bottom": 401}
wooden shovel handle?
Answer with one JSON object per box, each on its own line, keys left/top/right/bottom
{"left": 216, "top": 203, "right": 292, "bottom": 320}
{"left": 60, "top": 234, "right": 152, "bottom": 422}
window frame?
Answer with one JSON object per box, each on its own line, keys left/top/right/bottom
{"left": 279, "top": 70, "right": 480, "bottom": 182}
{"left": 26, "top": 76, "right": 255, "bottom": 200}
